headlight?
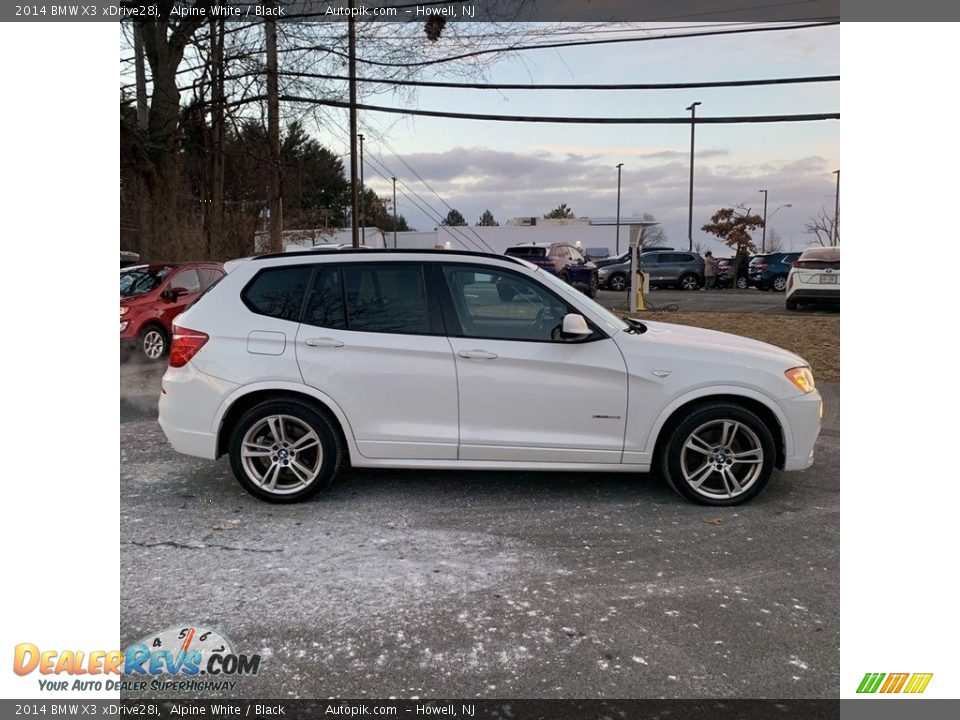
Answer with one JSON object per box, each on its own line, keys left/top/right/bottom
{"left": 598, "top": 268, "right": 609, "bottom": 276}
{"left": 120, "top": 307, "right": 129, "bottom": 317}
{"left": 785, "top": 366, "right": 815, "bottom": 394}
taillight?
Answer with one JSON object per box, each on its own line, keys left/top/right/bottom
{"left": 756, "top": 263, "right": 768, "bottom": 271}
{"left": 169, "top": 325, "right": 209, "bottom": 368}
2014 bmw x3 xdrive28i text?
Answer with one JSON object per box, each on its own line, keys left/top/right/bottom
{"left": 158, "top": 250, "right": 822, "bottom": 506}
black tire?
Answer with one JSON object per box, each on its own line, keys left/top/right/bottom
{"left": 138, "top": 324, "right": 168, "bottom": 363}
{"left": 608, "top": 273, "right": 627, "bottom": 292}
{"left": 785, "top": 297, "right": 799, "bottom": 311}
{"left": 772, "top": 275, "right": 788, "bottom": 292}
{"left": 679, "top": 273, "right": 700, "bottom": 291}
{"left": 658, "top": 402, "right": 777, "bottom": 506}
{"left": 736, "top": 277, "right": 749, "bottom": 290}
{"left": 228, "top": 399, "right": 343, "bottom": 503}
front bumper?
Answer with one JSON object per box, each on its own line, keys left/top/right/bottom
{"left": 158, "top": 363, "right": 240, "bottom": 460}
{"left": 777, "top": 389, "right": 823, "bottom": 471}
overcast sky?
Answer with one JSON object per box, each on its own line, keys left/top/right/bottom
{"left": 311, "top": 22, "right": 840, "bottom": 254}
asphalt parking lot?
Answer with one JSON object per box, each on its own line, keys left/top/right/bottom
{"left": 595, "top": 287, "right": 839, "bottom": 315}
{"left": 120, "top": 362, "right": 839, "bottom": 699}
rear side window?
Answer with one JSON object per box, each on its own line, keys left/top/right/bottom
{"left": 199, "top": 267, "right": 225, "bottom": 289}
{"left": 303, "top": 265, "right": 346, "bottom": 329}
{"left": 170, "top": 268, "right": 202, "bottom": 294}
{"left": 342, "top": 264, "right": 431, "bottom": 334}
{"left": 243, "top": 267, "right": 311, "bottom": 321}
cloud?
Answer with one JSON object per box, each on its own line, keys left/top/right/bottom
{"left": 366, "top": 146, "right": 837, "bottom": 249}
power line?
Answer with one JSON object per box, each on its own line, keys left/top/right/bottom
{"left": 364, "top": 124, "right": 494, "bottom": 252}
{"left": 326, "top": 122, "right": 489, "bottom": 252}
{"left": 319, "top": 21, "right": 839, "bottom": 69}
{"left": 271, "top": 96, "right": 840, "bottom": 125}
{"left": 278, "top": 71, "right": 840, "bottom": 91}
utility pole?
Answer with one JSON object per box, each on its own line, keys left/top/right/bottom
{"left": 392, "top": 176, "right": 398, "bottom": 248}
{"left": 686, "top": 101, "right": 701, "bottom": 252}
{"left": 358, "top": 132, "right": 365, "bottom": 242}
{"left": 265, "top": 12, "right": 283, "bottom": 253}
{"left": 759, "top": 189, "right": 768, "bottom": 252}
{"left": 615, "top": 163, "right": 623, "bottom": 255}
{"left": 208, "top": 17, "right": 225, "bottom": 258}
{"left": 832, "top": 169, "right": 840, "bottom": 246}
{"left": 348, "top": 3, "right": 360, "bottom": 248}
{"left": 133, "top": 24, "right": 148, "bottom": 131}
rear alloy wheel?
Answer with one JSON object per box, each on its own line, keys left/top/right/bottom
{"left": 608, "top": 273, "right": 627, "bottom": 292}
{"left": 229, "top": 400, "right": 342, "bottom": 503}
{"left": 772, "top": 275, "right": 788, "bottom": 292}
{"left": 139, "top": 326, "right": 168, "bottom": 362}
{"left": 660, "top": 402, "right": 776, "bottom": 505}
{"left": 736, "top": 277, "right": 749, "bottom": 290}
{"left": 679, "top": 274, "right": 700, "bottom": 291}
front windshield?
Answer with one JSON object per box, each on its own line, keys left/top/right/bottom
{"left": 120, "top": 267, "right": 171, "bottom": 297}
{"left": 535, "top": 267, "right": 629, "bottom": 333}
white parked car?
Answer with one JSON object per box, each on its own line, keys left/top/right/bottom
{"left": 159, "top": 250, "right": 822, "bottom": 506}
{"left": 785, "top": 246, "right": 840, "bottom": 311}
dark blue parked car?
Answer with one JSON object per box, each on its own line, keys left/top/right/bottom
{"left": 748, "top": 252, "right": 801, "bottom": 292}
{"left": 504, "top": 243, "right": 599, "bottom": 297}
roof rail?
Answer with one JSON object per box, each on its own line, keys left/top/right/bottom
{"left": 252, "top": 247, "right": 526, "bottom": 266}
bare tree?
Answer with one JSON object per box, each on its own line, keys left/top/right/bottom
{"left": 120, "top": 9, "right": 618, "bottom": 259}
{"left": 804, "top": 207, "right": 839, "bottom": 246}
{"left": 632, "top": 211, "right": 668, "bottom": 248}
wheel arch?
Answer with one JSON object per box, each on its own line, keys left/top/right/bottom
{"left": 214, "top": 383, "right": 355, "bottom": 462}
{"left": 647, "top": 389, "right": 789, "bottom": 471}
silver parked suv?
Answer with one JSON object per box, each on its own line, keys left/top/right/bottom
{"left": 597, "top": 251, "right": 705, "bottom": 291}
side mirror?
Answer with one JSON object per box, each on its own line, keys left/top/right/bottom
{"left": 163, "top": 287, "right": 186, "bottom": 301}
{"left": 562, "top": 313, "right": 592, "bottom": 340}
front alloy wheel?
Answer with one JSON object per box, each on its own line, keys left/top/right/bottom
{"left": 609, "top": 273, "right": 627, "bottom": 292}
{"left": 680, "top": 274, "right": 700, "bottom": 291}
{"left": 736, "top": 277, "right": 749, "bottom": 290}
{"left": 229, "top": 400, "right": 342, "bottom": 502}
{"left": 660, "top": 402, "right": 776, "bottom": 505}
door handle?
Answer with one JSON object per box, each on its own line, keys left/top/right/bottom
{"left": 304, "top": 337, "right": 345, "bottom": 348}
{"left": 458, "top": 349, "right": 498, "bottom": 360}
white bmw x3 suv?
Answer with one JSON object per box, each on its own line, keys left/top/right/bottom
{"left": 159, "top": 250, "right": 822, "bottom": 505}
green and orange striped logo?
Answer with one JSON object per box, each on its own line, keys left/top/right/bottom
{"left": 857, "top": 672, "right": 933, "bottom": 694}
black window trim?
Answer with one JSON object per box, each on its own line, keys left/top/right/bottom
{"left": 436, "top": 261, "right": 610, "bottom": 345}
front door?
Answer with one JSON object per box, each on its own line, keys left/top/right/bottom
{"left": 439, "top": 264, "right": 628, "bottom": 463}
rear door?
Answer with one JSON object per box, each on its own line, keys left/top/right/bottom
{"left": 440, "top": 263, "right": 628, "bottom": 463}
{"left": 295, "top": 262, "right": 459, "bottom": 460}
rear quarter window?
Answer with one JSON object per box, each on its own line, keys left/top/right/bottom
{"left": 242, "top": 266, "right": 312, "bottom": 321}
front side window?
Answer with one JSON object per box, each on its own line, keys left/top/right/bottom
{"left": 441, "top": 265, "right": 574, "bottom": 342}
{"left": 342, "top": 264, "right": 431, "bottom": 334}
{"left": 243, "top": 266, "right": 311, "bottom": 321}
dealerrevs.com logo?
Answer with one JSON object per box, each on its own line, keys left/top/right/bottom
{"left": 857, "top": 672, "right": 933, "bottom": 694}
{"left": 13, "top": 625, "right": 261, "bottom": 693}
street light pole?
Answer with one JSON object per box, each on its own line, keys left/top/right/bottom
{"left": 392, "top": 176, "right": 397, "bottom": 248}
{"left": 686, "top": 102, "right": 701, "bottom": 252}
{"left": 759, "top": 189, "right": 768, "bottom": 252}
{"left": 358, "top": 132, "right": 365, "bottom": 242}
{"left": 615, "top": 163, "right": 623, "bottom": 255}
{"left": 832, "top": 169, "right": 840, "bottom": 246}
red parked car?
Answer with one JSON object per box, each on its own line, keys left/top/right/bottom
{"left": 120, "top": 262, "right": 225, "bottom": 362}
